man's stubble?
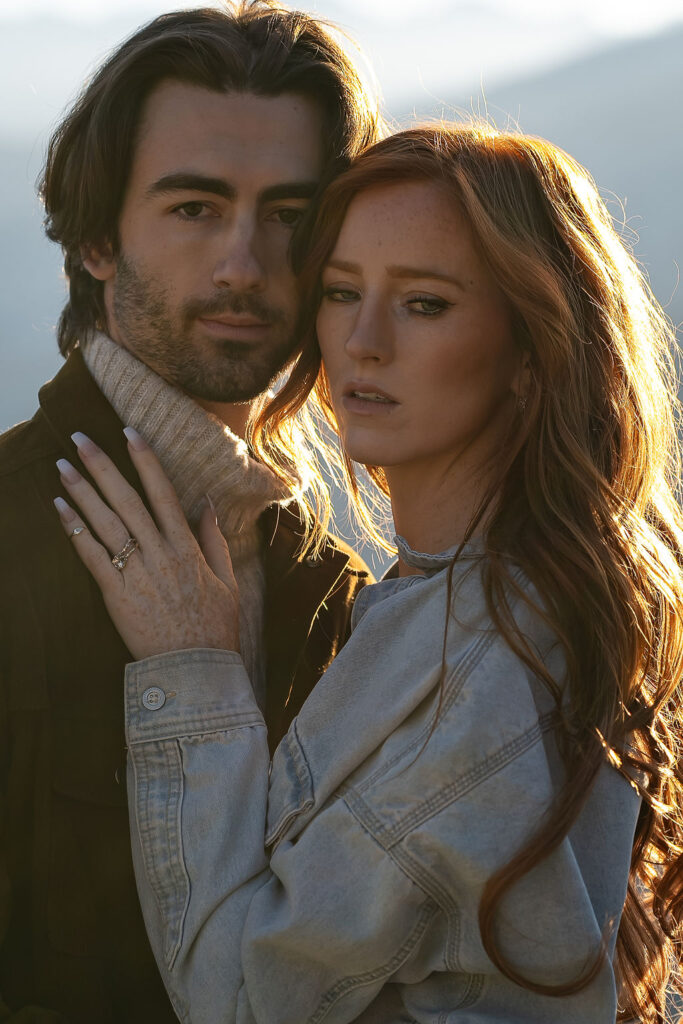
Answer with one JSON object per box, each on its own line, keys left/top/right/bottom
{"left": 111, "top": 253, "right": 298, "bottom": 404}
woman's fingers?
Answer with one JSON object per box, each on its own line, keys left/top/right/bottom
{"left": 122, "top": 427, "right": 196, "bottom": 549}
{"left": 53, "top": 496, "right": 125, "bottom": 589}
{"left": 56, "top": 453, "right": 152, "bottom": 560}
{"left": 54, "top": 482, "right": 241, "bottom": 661}
{"left": 198, "top": 499, "right": 237, "bottom": 591}
{"left": 69, "top": 431, "right": 166, "bottom": 549}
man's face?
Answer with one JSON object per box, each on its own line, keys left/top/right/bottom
{"left": 87, "top": 82, "right": 324, "bottom": 411}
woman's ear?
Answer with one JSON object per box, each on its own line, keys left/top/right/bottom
{"left": 81, "top": 243, "right": 116, "bottom": 282}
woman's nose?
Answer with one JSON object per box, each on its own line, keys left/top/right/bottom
{"left": 343, "top": 299, "right": 392, "bottom": 363}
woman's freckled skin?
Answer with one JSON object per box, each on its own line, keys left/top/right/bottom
{"left": 316, "top": 180, "right": 524, "bottom": 549}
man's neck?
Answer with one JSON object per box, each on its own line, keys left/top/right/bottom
{"left": 100, "top": 320, "right": 254, "bottom": 438}
{"left": 195, "top": 396, "right": 252, "bottom": 438}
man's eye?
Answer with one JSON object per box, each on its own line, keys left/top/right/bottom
{"left": 407, "top": 296, "right": 450, "bottom": 316}
{"left": 174, "top": 202, "right": 210, "bottom": 219}
{"left": 322, "top": 287, "right": 359, "bottom": 303}
{"left": 272, "top": 207, "right": 305, "bottom": 227}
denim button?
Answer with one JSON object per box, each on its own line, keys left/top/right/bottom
{"left": 142, "top": 686, "right": 166, "bottom": 710}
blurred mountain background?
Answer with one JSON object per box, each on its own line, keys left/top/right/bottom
{"left": 0, "top": 3, "right": 681, "bottom": 569}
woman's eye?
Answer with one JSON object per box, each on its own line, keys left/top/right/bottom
{"left": 174, "top": 202, "right": 211, "bottom": 220}
{"left": 322, "top": 287, "right": 359, "bottom": 303}
{"left": 407, "top": 296, "right": 450, "bottom": 316}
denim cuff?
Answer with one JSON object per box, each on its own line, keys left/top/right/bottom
{"left": 125, "top": 648, "right": 263, "bottom": 744}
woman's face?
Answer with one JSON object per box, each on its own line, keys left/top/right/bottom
{"left": 317, "top": 181, "right": 523, "bottom": 481}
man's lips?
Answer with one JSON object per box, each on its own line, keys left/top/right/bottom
{"left": 197, "top": 315, "right": 272, "bottom": 340}
{"left": 199, "top": 314, "right": 270, "bottom": 329}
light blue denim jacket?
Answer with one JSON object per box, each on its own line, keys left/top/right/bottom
{"left": 125, "top": 538, "right": 640, "bottom": 1023}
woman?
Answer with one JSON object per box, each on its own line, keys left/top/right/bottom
{"left": 53, "top": 125, "right": 683, "bottom": 1023}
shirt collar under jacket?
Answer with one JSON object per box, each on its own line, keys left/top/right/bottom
{"left": 353, "top": 534, "right": 485, "bottom": 632}
{"left": 394, "top": 534, "right": 484, "bottom": 574}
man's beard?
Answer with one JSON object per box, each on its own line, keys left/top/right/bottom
{"left": 111, "top": 254, "right": 298, "bottom": 403}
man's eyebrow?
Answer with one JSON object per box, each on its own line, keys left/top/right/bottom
{"left": 325, "top": 258, "right": 466, "bottom": 289}
{"left": 145, "top": 174, "right": 318, "bottom": 203}
{"left": 259, "top": 182, "right": 319, "bottom": 202}
{"left": 146, "top": 173, "right": 236, "bottom": 200}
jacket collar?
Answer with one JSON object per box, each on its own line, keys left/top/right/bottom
{"left": 39, "top": 346, "right": 139, "bottom": 489}
{"left": 39, "top": 352, "right": 359, "bottom": 720}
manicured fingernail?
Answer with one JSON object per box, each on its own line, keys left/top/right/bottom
{"left": 123, "top": 426, "right": 147, "bottom": 451}
{"left": 56, "top": 458, "right": 81, "bottom": 484}
{"left": 71, "top": 431, "right": 100, "bottom": 456}
{"left": 206, "top": 493, "right": 218, "bottom": 524}
{"left": 53, "top": 496, "right": 76, "bottom": 521}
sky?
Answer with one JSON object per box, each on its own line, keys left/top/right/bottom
{"left": 1, "top": 0, "right": 681, "bottom": 145}
{"left": 1, "top": 0, "right": 681, "bottom": 556}
{"left": 1, "top": 0, "right": 682, "bottom": 32}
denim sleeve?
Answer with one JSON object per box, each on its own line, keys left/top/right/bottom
{"left": 125, "top": 650, "right": 269, "bottom": 1024}
{"left": 125, "top": 650, "right": 435, "bottom": 1024}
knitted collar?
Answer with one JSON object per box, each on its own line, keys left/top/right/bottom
{"left": 81, "top": 331, "right": 290, "bottom": 561}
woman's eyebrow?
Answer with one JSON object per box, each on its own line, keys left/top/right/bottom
{"left": 324, "top": 258, "right": 466, "bottom": 290}
{"left": 325, "top": 258, "right": 362, "bottom": 274}
{"left": 387, "top": 264, "right": 466, "bottom": 289}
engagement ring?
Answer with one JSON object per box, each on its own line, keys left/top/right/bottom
{"left": 111, "top": 536, "right": 139, "bottom": 571}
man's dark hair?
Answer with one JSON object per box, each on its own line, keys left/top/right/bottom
{"left": 40, "top": 0, "right": 382, "bottom": 356}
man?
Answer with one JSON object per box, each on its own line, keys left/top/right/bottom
{"left": 0, "top": 4, "right": 382, "bottom": 1019}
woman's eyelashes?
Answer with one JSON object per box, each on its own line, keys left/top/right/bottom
{"left": 406, "top": 295, "right": 452, "bottom": 316}
{"left": 322, "top": 286, "right": 360, "bottom": 303}
{"left": 321, "top": 285, "right": 453, "bottom": 317}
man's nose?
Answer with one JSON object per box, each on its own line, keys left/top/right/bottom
{"left": 212, "top": 218, "right": 266, "bottom": 292}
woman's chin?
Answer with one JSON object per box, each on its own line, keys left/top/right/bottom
{"left": 342, "top": 441, "right": 392, "bottom": 470}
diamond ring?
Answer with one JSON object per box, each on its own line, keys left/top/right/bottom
{"left": 111, "top": 536, "right": 139, "bottom": 571}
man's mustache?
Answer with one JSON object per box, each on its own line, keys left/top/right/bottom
{"left": 184, "top": 293, "right": 287, "bottom": 325}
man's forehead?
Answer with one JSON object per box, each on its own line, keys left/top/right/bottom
{"left": 131, "top": 81, "right": 325, "bottom": 188}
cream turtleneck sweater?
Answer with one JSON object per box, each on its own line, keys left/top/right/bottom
{"left": 81, "top": 331, "right": 290, "bottom": 705}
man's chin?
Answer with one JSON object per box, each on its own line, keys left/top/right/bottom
{"left": 173, "top": 362, "right": 283, "bottom": 406}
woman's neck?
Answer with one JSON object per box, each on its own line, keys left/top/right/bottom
{"left": 386, "top": 453, "right": 494, "bottom": 577}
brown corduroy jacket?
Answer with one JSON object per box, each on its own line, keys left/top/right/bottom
{"left": 0, "top": 350, "right": 371, "bottom": 1023}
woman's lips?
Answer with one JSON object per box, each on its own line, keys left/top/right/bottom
{"left": 341, "top": 385, "right": 399, "bottom": 416}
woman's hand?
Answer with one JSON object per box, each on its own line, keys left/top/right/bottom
{"left": 53, "top": 427, "right": 240, "bottom": 661}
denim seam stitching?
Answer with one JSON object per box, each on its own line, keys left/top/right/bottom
{"left": 387, "top": 841, "right": 464, "bottom": 969}
{"left": 352, "top": 628, "right": 499, "bottom": 795}
{"left": 390, "top": 711, "right": 556, "bottom": 841}
{"left": 128, "top": 711, "right": 264, "bottom": 743}
{"left": 345, "top": 795, "right": 466, "bottom": 976}
{"left": 265, "top": 722, "right": 315, "bottom": 847}
{"left": 131, "top": 744, "right": 191, "bottom": 1024}
{"left": 346, "top": 711, "right": 556, "bottom": 846}
{"left": 350, "top": 563, "right": 524, "bottom": 790}
{"left": 130, "top": 739, "right": 191, "bottom": 972}
{"left": 308, "top": 900, "right": 439, "bottom": 1024}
